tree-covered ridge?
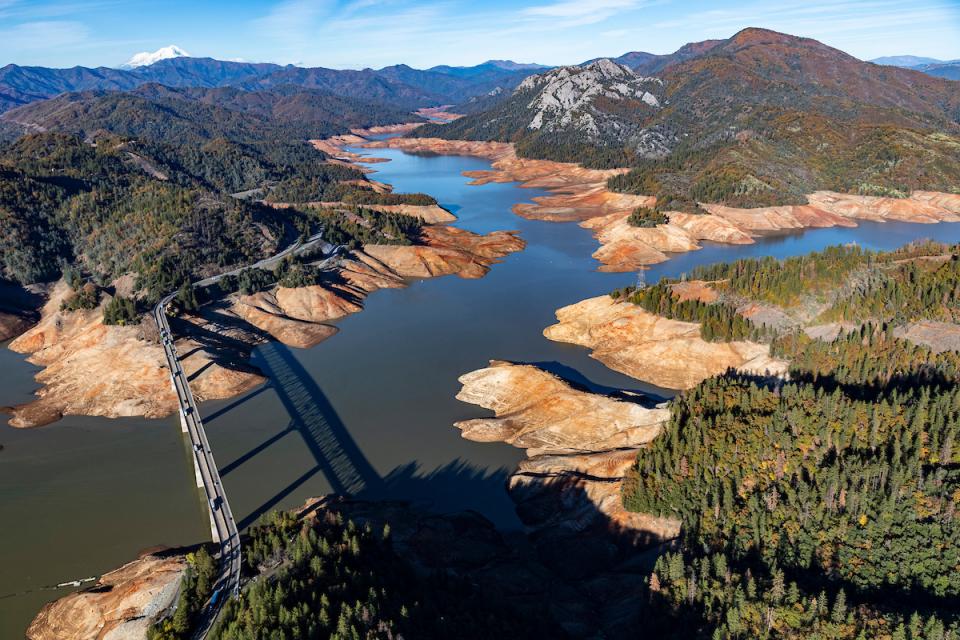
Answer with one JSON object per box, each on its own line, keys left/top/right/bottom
{"left": 617, "top": 240, "right": 960, "bottom": 638}
{"left": 772, "top": 326, "right": 960, "bottom": 392}
{"left": 1, "top": 85, "right": 416, "bottom": 146}
{"left": 201, "top": 510, "right": 545, "bottom": 640}
{"left": 613, "top": 281, "right": 765, "bottom": 343}
{"left": 421, "top": 29, "right": 960, "bottom": 209}
{"left": 822, "top": 252, "right": 960, "bottom": 326}
{"left": 0, "top": 133, "right": 294, "bottom": 294}
{"left": 687, "top": 244, "right": 873, "bottom": 307}
{"left": 624, "top": 373, "right": 960, "bottom": 638}
{"left": 615, "top": 243, "right": 960, "bottom": 344}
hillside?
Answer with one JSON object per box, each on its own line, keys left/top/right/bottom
{"left": 419, "top": 59, "right": 668, "bottom": 165}
{"left": 0, "top": 84, "right": 415, "bottom": 143}
{"left": 419, "top": 28, "right": 960, "bottom": 211}
{"left": 612, "top": 242, "right": 960, "bottom": 637}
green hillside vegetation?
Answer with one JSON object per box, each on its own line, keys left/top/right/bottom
{"left": 202, "top": 510, "right": 545, "bottom": 640}
{"left": 615, "top": 281, "right": 765, "bottom": 342}
{"left": 619, "top": 241, "right": 960, "bottom": 637}
{"left": 627, "top": 206, "right": 669, "bottom": 227}
{"left": 422, "top": 30, "right": 960, "bottom": 209}
{"left": 614, "top": 243, "right": 960, "bottom": 344}
{"left": 625, "top": 369, "right": 960, "bottom": 638}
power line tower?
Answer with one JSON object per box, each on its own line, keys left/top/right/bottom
{"left": 635, "top": 269, "right": 647, "bottom": 291}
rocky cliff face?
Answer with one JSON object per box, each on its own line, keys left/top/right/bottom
{"left": 514, "top": 60, "right": 669, "bottom": 154}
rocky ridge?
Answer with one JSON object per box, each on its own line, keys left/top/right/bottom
{"left": 515, "top": 59, "right": 667, "bottom": 153}
{"left": 543, "top": 295, "right": 788, "bottom": 389}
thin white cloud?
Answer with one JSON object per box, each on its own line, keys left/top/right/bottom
{"left": 523, "top": 0, "right": 640, "bottom": 18}
{"left": 0, "top": 20, "right": 89, "bottom": 50}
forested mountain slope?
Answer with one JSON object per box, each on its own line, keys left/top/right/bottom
{"left": 617, "top": 242, "right": 960, "bottom": 638}
{"left": 419, "top": 28, "right": 960, "bottom": 211}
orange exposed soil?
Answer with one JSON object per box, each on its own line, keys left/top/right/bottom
{"left": 543, "top": 295, "right": 788, "bottom": 390}
{"left": 329, "top": 135, "right": 960, "bottom": 273}
{"left": 5, "top": 222, "right": 523, "bottom": 428}
{"left": 26, "top": 554, "right": 185, "bottom": 640}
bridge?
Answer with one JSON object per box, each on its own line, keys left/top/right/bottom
{"left": 154, "top": 294, "right": 242, "bottom": 619}
{"left": 152, "top": 231, "right": 339, "bottom": 634}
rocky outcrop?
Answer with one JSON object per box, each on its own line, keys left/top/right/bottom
{"left": 581, "top": 210, "right": 752, "bottom": 272}
{"left": 364, "top": 226, "right": 524, "bottom": 280}
{"left": 453, "top": 360, "right": 680, "bottom": 607}
{"left": 543, "top": 295, "right": 788, "bottom": 389}
{"left": 515, "top": 60, "right": 668, "bottom": 153}
{"left": 510, "top": 450, "right": 680, "bottom": 547}
{"left": 454, "top": 360, "right": 668, "bottom": 456}
{"left": 26, "top": 554, "right": 185, "bottom": 640}
{"left": 894, "top": 320, "right": 960, "bottom": 353}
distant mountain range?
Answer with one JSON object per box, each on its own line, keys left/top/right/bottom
{"left": 0, "top": 55, "right": 544, "bottom": 115}
{"left": 870, "top": 55, "right": 960, "bottom": 80}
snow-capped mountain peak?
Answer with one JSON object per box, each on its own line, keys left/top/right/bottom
{"left": 122, "top": 45, "right": 190, "bottom": 69}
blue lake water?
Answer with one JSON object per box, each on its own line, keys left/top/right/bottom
{"left": 3, "top": 145, "right": 960, "bottom": 636}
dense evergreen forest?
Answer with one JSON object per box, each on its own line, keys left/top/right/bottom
{"left": 0, "top": 103, "right": 432, "bottom": 306}
{"left": 151, "top": 510, "right": 548, "bottom": 640}
{"left": 617, "top": 242, "right": 960, "bottom": 638}
{"left": 616, "top": 242, "right": 960, "bottom": 343}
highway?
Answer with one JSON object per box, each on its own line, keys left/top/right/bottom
{"left": 152, "top": 231, "right": 339, "bottom": 635}
{"left": 154, "top": 295, "right": 241, "bottom": 621}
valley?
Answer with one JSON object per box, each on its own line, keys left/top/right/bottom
{"left": 8, "top": 134, "right": 960, "bottom": 639}
{"left": 2, "top": 19, "right": 960, "bottom": 640}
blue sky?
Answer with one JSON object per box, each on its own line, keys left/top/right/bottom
{"left": 2, "top": 0, "right": 960, "bottom": 69}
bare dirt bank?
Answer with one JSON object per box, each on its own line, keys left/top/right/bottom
{"left": 26, "top": 554, "right": 185, "bottom": 640}
{"left": 543, "top": 295, "right": 788, "bottom": 390}
{"left": 454, "top": 360, "right": 681, "bottom": 600}
{"left": 360, "top": 137, "right": 655, "bottom": 223}
{"left": 5, "top": 225, "right": 523, "bottom": 428}
{"left": 340, "top": 136, "right": 960, "bottom": 273}
{"left": 455, "top": 360, "right": 668, "bottom": 456}
{"left": 581, "top": 190, "right": 960, "bottom": 272}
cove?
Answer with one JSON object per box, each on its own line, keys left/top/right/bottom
{"left": 4, "top": 144, "right": 960, "bottom": 637}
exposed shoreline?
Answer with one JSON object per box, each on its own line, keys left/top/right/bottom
{"left": 343, "top": 136, "right": 960, "bottom": 273}
{"left": 3, "top": 129, "right": 525, "bottom": 428}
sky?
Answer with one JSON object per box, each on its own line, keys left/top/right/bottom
{"left": 1, "top": 0, "right": 960, "bottom": 69}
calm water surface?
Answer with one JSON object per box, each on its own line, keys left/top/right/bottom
{"left": 3, "top": 145, "right": 960, "bottom": 636}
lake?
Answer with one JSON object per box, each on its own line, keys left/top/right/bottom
{"left": 2, "top": 144, "right": 960, "bottom": 637}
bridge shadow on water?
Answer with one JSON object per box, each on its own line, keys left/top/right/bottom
{"left": 226, "top": 341, "right": 516, "bottom": 530}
